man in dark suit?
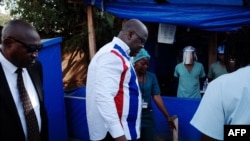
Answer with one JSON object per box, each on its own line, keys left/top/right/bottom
{"left": 0, "top": 19, "right": 48, "bottom": 141}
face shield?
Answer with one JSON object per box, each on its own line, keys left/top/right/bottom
{"left": 182, "top": 46, "right": 197, "bottom": 64}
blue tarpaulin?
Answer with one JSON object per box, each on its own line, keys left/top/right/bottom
{"left": 85, "top": 0, "right": 250, "bottom": 31}
{"left": 39, "top": 37, "right": 68, "bottom": 141}
{"left": 64, "top": 86, "right": 201, "bottom": 141}
{"left": 87, "top": 0, "right": 242, "bottom": 6}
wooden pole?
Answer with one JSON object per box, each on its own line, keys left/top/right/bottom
{"left": 208, "top": 32, "right": 217, "bottom": 67}
{"left": 87, "top": 5, "right": 96, "bottom": 60}
{"left": 173, "top": 115, "right": 179, "bottom": 141}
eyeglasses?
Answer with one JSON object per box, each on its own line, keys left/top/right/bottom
{"left": 132, "top": 31, "right": 146, "bottom": 45}
{"left": 8, "top": 37, "right": 42, "bottom": 53}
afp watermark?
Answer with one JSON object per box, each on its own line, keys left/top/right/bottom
{"left": 224, "top": 125, "right": 250, "bottom": 140}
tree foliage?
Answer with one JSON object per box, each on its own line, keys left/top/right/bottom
{"left": 0, "top": 13, "right": 11, "bottom": 26}
{"left": 0, "top": 2, "right": 11, "bottom": 26}
{"left": 4, "top": 0, "right": 115, "bottom": 53}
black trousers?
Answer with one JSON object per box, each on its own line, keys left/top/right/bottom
{"left": 100, "top": 132, "right": 140, "bottom": 141}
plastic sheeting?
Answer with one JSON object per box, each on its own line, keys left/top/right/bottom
{"left": 64, "top": 86, "right": 201, "bottom": 141}
{"left": 86, "top": 0, "right": 242, "bottom": 6}
{"left": 64, "top": 87, "right": 88, "bottom": 141}
{"left": 85, "top": 0, "right": 250, "bottom": 31}
{"left": 39, "top": 37, "right": 68, "bottom": 141}
{"left": 152, "top": 96, "right": 201, "bottom": 141}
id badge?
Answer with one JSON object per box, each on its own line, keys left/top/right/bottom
{"left": 142, "top": 99, "right": 148, "bottom": 109}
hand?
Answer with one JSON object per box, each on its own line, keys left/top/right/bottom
{"left": 115, "top": 135, "right": 127, "bottom": 141}
{"left": 167, "top": 115, "right": 177, "bottom": 131}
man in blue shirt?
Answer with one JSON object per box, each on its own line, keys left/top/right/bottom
{"left": 174, "top": 46, "right": 206, "bottom": 99}
{"left": 207, "top": 45, "right": 227, "bottom": 81}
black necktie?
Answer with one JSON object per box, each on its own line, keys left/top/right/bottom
{"left": 16, "top": 68, "right": 41, "bottom": 141}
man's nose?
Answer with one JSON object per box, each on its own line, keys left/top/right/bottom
{"left": 32, "top": 50, "right": 38, "bottom": 57}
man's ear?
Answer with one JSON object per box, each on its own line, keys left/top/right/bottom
{"left": 2, "top": 39, "right": 12, "bottom": 48}
{"left": 127, "top": 31, "right": 133, "bottom": 40}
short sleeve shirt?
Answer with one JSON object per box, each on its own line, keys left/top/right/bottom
{"left": 207, "top": 61, "right": 227, "bottom": 80}
{"left": 139, "top": 71, "right": 160, "bottom": 110}
{"left": 190, "top": 66, "right": 250, "bottom": 140}
{"left": 174, "top": 61, "right": 206, "bottom": 98}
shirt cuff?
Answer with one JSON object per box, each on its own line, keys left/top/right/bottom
{"left": 108, "top": 123, "right": 125, "bottom": 138}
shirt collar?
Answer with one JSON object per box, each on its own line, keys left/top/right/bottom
{"left": 112, "top": 37, "right": 131, "bottom": 56}
{"left": 0, "top": 50, "right": 18, "bottom": 74}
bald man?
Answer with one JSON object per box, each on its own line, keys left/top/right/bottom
{"left": 0, "top": 19, "right": 48, "bottom": 141}
{"left": 86, "top": 19, "right": 148, "bottom": 141}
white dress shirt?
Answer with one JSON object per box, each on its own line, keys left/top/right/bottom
{"left": 0, "top": 52, "right": 41, "bottom": 140}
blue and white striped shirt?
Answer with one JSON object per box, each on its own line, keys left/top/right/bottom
{"left": 86, "top": 37, "right": 142, "bottom": 140}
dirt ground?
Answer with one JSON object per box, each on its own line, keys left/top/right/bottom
{"left": 62, "top": 48, "right": 88, "bottom": 90}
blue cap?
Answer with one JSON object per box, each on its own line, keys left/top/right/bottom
{"left": 132, "top": 48, "right": 150, "bottom": 64}
{"left": 217, "top": 45, "right": 225, "bottom": 54}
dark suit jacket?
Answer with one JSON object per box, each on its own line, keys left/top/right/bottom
{"left": 0, "top": 61, "right": 48, "bottom": 141}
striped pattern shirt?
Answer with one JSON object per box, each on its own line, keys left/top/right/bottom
{"left": 86, "top": 37, "right": 142, "bottom": 140}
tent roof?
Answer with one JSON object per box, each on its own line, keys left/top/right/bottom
{"left": 85, "top": 0, "right": 250, "bottom": 32}
{"left": 86, "top": 0, "right": 243, "bottom": 6}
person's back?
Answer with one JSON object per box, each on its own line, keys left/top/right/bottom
{"left": 190, "top": 25, "right": 250, "bottom": 141}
